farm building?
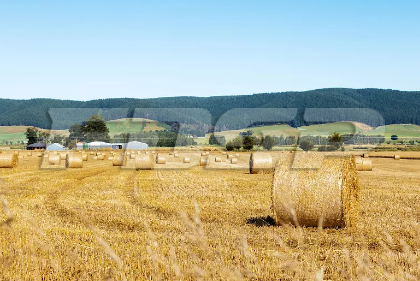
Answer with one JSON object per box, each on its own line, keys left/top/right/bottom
{"left": 26, "top": 143, "right": 46, "bottom": 150}
{"left": 76, "top": 141, "right": 147, "bottom": 150}
{"left": 126, "top": 141, "right": 148, "bottom": 150}
{"left": 46, "top": 143, "right": 65, "bottom": 151}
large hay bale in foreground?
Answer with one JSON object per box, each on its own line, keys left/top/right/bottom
{"left": 272, "top": 155, "right": 359, "bottom": 228}
{"left": 249, "top": 153, "right": 273, "bottom": 174}
{"left": 135, "top": 154, "right": 154, "bottom": 170}
{"left": 0, "top": 153, "right": 18, "bottom": 168}
{"left": 200, "top": 157, "right": 209, "bottom": 166}
{"left": 156, "top": 155, "right": 166, "bottom": 164}
{"left": 48, "top": 154, "right": 61, "bottom": 165}
{"left": 183, "top": 157, "right": 190, "bottom": 163}
{"left": 112, "top": 154, "right": 127, "bottom": 166}
{"left": 65, "top": 154, "right": 83, "bottom": 168}
{"left": 394, "top": 155, "right": 401, "bottom": 160}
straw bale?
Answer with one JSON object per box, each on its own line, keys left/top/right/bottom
{"left": 183, "top": 157, "right": 191, "bottom": 163}
{"left": 81, "top": 154, "right": 88, "bottom": 161}
{"left": 60, "top": 153, "right": 67, "bottom": 160}
{"left": 135, "top": 154, "right": 154, "bottom": 170}
{"left": 156, "top": 155, "right": 166, "bottom": 164}
{"left": 65, "top": 153, "right": 83, "bottom": 168}
{"left": 363, "top": 153, "right": 369, "bottom": 158}
{"left": 249, "top": 152, "right": 273, "bottom": 174}
{"left": 48, "top": 154, "right": 61, "bottom": 165}
{"left": 355, "top": 156, "right": 372, "bottom": 171}
{"left": 394, "top": 155, "right": 400, "bottom": 160}
{"left": 231, "top": 158, "right": 238, "bottom": 164}
{"left": 112, "top": 154, "right": 127, "bottom": 166}
{"left": 97, "top": 155, "right": 105, "bottom": 160}
{"left": 215, "top": 157, "right": 222, "bottom": 162}
{"left": 272, "top": 154, "right": 359, "bottom": 228}
{"left": 0, "top": 153, "right": 18, "bottom": 168}
{"left": 130, "top": 153, "right": 136, "bottom": 159}
{"left": 200, "top": 157, "right": 209, "bottom": 166}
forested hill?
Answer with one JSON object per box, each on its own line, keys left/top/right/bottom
{"left": 1, "top": 88, "right": 419, "bottom": 130}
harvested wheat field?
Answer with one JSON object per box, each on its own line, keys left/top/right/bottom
{"left": 0, "top": 152, "right": 420, "bottom": 280}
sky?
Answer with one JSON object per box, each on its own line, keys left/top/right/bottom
{"left": 0, "top": 0, "right": 419, "bottom": 101}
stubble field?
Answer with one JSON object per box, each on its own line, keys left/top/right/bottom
{"left": 1, "top": 151, "right": 419, "bottom": 280}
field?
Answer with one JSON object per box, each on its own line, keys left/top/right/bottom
{"left": 1, "top": 151, "right": 419, "bottom": 280}
{"left": 106, "top": 118, "right": 167, "bottom": 135}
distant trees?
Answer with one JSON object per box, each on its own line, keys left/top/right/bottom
{"left": 328, "top": 132, "right": 343, "bottom": 150}
{"left": 242, "top": 136, "right": 254, "bottom": 150}
{"left": 83, "top": 114, "right": 111, "bottom": 142}
{"left": 262, "top": 136, "right": 274, "bottom": 150}
{"left": 209, "top": 135, "right": 226, "bottom": 146}
{"left": 299, "top": 139, "right": 314, "bottom": 151}
{"left": 25, "top": 127, "right": 39, "bottom": 145}
{"left": 391, "top": 134, "right": 398, "bottom": 141}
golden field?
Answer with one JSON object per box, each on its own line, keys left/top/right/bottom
{"left": 1, "top": 151, "right": 419, "bottom": 280}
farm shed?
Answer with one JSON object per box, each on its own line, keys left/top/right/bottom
{"left": 87, "top": 142, "right": 112, "bottom": 149}
{"left": 46, "top": 143, "right": 65, "bottom": 151}
{"left": 126, "top": 141, "right": 148, "bottom": 150}
{"left": 26, "top": 143, "right": 46, "bottom": 150}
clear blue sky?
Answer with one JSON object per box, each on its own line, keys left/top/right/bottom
{"left": 0, "top": 0, "right": 419, "bottom": 100}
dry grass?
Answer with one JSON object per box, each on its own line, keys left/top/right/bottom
{"left": 0, "top": 154, "right": 419, "bottom": 280}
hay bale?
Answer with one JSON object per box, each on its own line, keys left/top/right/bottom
{"left": 199, "top": 157, "right": 209, "bottom": 166}
{"left": 112, "top": 154, "right": 127, "bottom": 166}
{"left": 222, "top": 151, "right": 227, "bottom": 155}
{"left": 355, "top": 156, "right": 372, "bottom": 171}
{"left": 272, "top": 155, "right": 359, "bottom": 228}
{"left": 231, "top": 158, "right": 238, "bottom": 164}
{"left": 97, "top": 155, "right": 105, "bottom": 160}
{"left": 235, "top": 153, "right": 240, "bottom": 158}
{"left": 215, "top": 157, "right": 222, "bottom": 162}
{"left": 90, "top": 152, "right": 94, "bottom": 155}
{"left": 173, "top": 153, "right": 179, "bottom": 158}
{"left": 60, "top": 153, "right": 67, "bottom": 160}
{"left": 38, "top": 153, "right": 42, "bottom": 157}
{"left": 156, "top": 155, "right": 166, "bottom": 164}
{"left": 130, "top": 153, "right": 136, "bottom": 159}
{"left": 81, "top": 154, "right": 88, "bottom": 161}
{"left": 48, "top": 154, "right": 61, "bottom": 165}
{"left": 394, "top": 155, "right": 401, "bottom": 160}
{"left": 135, "top": 154, "right": 154, "bottom": 170}
{"left": 0, "top": 153, "right": 18, "bottom": 168}
{"left": 65, "top": 153, "right": 83, "bottom": 168}
{"left": 108, "top": 156, "right": 114, "bottom": 160}
{"left": 201, "top": 152, "right": 207, "bottom": 156}
{"left": 206, "top": 151, "right": 210, "bottom": 155}
{"left": 249, "top": 152, "right": 273, "bottom": 174}
{"left": 183, "top": 157, "right": 191, "bottom": 163}
{"left": 363, "top": 153, "right": 369, "bottom": 158}
{"left": 227, "top": 154, "right": 233, "bottom": 159}
{"left": 93, "top": 156, "right": 98, "bottom": 160}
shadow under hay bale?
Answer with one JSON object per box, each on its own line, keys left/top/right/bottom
{"left": 246, "top": 216, "right": 276, "bottom": 227}
{"left": 272, "top": 154, "right": 359, "bottom": 228}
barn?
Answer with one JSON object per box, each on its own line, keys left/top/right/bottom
{"left": 26, "top": 143, "right": 46, "bottom": 150}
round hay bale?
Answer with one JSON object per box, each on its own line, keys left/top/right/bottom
{"left": 18, "top": 155, "right": 24, "bottom": 159}
{"left": 135, "top": 154, "right": 154, "bottom": 170}
{"left": 174, "top": 153, "right": 179, "bottom": 158}
{"left": 199, "top": 157, "right": 209, "bottom": 166}
{"left": 235, "top": 153, "right": 240, "bottom": 158}
{"left": 201, "top": 152, "right": 207, "bottom": 156}
{"left": 130, "top": 153, "right": 136, "bottom": 159}
{"left": 249, "top": 152, "right": 273, "bottom": 174}
{"left": 93, "top": 156, "right": 98, "bottom": 160}
{"left": 363, "top": 153, "right": 369, "bottom": 158}
{"left": 38, "top": 153, "right": 43, "bottom": 157}
{"left": 97, "top": 155, "right": 105, "bottom": 160}
{"left": 355, "top": 157, "right": 372, "bottom": 171}
{"left": 227, "top": 154, "right": 233, "bottom": 159}
{"left": 206, "top": 151, "right": 210, "bottom": 155}
{"left": 48, "top": 154, "right": 61, "bottom": 165}
{"left": 152, "top": 151, "right": 156, "bottom": 154}
{"left": 60, "top": 153, "right": 67, "bottom": 160}
{"left": 108, "top": 156, "right": 114, "bottom": 161}
{"left": 156, "top": 155, "right": 166, "bottom": 164}
{"left": 394, "top": 155, "right": 401, "bottom": 160}
{"left": 90, "top": 152, "right": 94, "bottom": 155}
{"left": 0, "top": 153, "right": 19, "bottom": 168}
{"left": 222, "top": 151, "right": 227, "bottom": 155}
{"left": 81, "top": 154, "right": 88, "bottom": 161}
{"left": 272, "top": 155, "right": 359, "bottom": 228}
{"left": 183, "top": 157, "right": 191, "bottom": 163}
{"left": 215, "top": 157, "right": 222, "bottom": 162}
{"left": 231, "top": 158, "right": 238, "bottom": 164}
{"left": 65, "top": 153, "right": 83, "bottom": 168}
{"left": 112, "top": 154, "right": 127, "bottom": 166}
